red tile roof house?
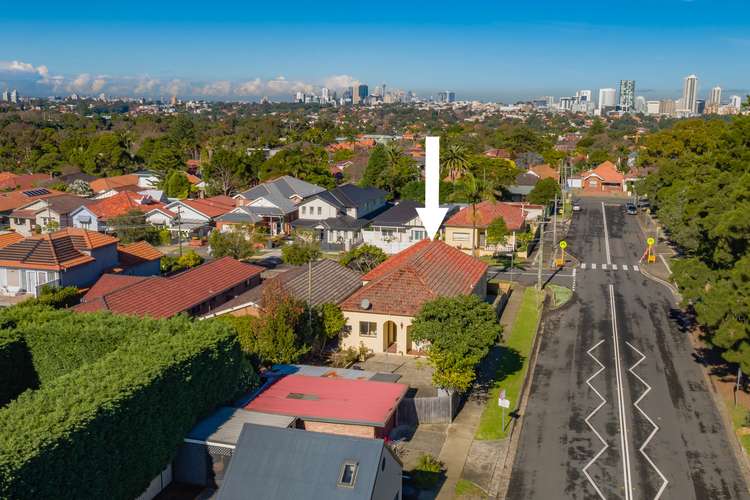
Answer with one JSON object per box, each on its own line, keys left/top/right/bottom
{"left": 74, "top": 257, "right": 264, "bottom": 318}
{"left": 0, "top": 187, "right": 65, "bottom": 227}
{"left": 581, "top": 160, "right": 626, "bottom": 193}
{"left": 339, "top": 240, "right": 488, "bottom": 356}
{"left": 0, "top": 228, "right": 160, "bottom": 297}
{"left": 443, "top": 201, "right": 540, "bottom": 256}
{"left": 69, "top": 191, "right": 165, "bottom": 233}
{"left": 243, "top": 374, "right": 408, "bottom": 440}
{"left": 145, "top": 196, "right": 236, "bottom": 239}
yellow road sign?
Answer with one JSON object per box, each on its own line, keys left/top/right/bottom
{"left": 560, "top": 240, "right": 567, "bottom": 249}
{"left": 647, "top": 237, "right": 655, "bottom": 246}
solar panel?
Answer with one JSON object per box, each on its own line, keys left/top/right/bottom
{"left": 22, "top": 188, "right": 50, "bottom": 197}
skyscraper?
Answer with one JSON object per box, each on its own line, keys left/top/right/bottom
{"left": 357, "top": 84, "right": 369, "bottom": 104}
{"left": 681, "top": 74, "right": 699, "bottom": 114}
{"left": 709, "top": 86, "right": 722, "bottom": 107}
{"left": 618, "top": 81, "right": 635, "bottom": 112}
{"left": 321, "top": 87, "right": 330, "bottom": 103}
{"left": 1, "top": 90, "right": 8, "bottom": 102}
{"left": 635, "top": 96, "right": 647, "bottom": 114}
{"left": 598, "top": 88, "right": 616, "bottom": 112}
{"left": 730, "top": 95, "right": 743, "bottom": 110}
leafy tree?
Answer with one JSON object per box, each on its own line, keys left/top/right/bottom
{"left": 312, "top": 302, "right": 346, "bottom": 354}
{"left": 67, "top": 179, "right": 93, "bottom": 196}
{"left": 160, "top": 250, "right": 204, "bottom": 274}
{"left": 527, "top": 177, "right": 561, "bottom": 205}
{"left": 260, "top": 143, "right": 335, "bottom": 188}
{"left": 442, "top": 143, "right": 470, "bottom": 180}
{"left": 208, "top": 228, "right": 255, "bottom": 260}
{"left": 451, "top": 172, "right": 489, "bottom": 256}
{"left": 281, "top": 235, "right": 322, "bottom": 265}
{"left": 82, "top": 132, "right": 131, "bottom": 175}
{"left": 332, "top": 149, "right": 355, "bottom": 162}
{"left": 162, "top": 170, "right": 192, "bottom": 198}
{"left": 409, "top": 295, "right": 501, "bottom": 392}
{"left": 202, "top": 148, "right": 259, "bottom": 196}
{"left": 148, "top": 147, "right": 184, "bottom": 179}
{"left": 108, "top": 210, "right": 154, "bottom": 244}
{"left": 361, "top": 144, "right": 388, "bottom": 188}
{"left": 486, "top": 217, "right": 509, "bottom": 246}
{"left": 339, "top": 244, "right": 387, "bottom": 274}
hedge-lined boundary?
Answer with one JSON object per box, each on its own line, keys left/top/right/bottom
{"left": 0, "top": 332, "right": 37, "bottom": 406}
{"left": 0, "top": 315, "right": 256, "bottom": 500}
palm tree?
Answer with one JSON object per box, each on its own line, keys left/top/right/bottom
{"left": 458, "top": 172, "right": 488, "bottom": 257}
{"left": 443, "top": 143, "right": 470, "bottom": 181}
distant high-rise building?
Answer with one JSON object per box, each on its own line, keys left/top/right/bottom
{"left": 380, "top": 84, "right": 387, "bottom": 98}
{"left": 1, "top": 90, "right": 8, "bottom": 102}
{"left": 598, "top": 88, "right": 616, "bottom": 112}
{"left": 576, "top": 90, "right": 592, "bottom": 103}
{"left": 447, "top": 91, "right": 455, "bottom": 103}
{"left": 681, "top": 74, "right": 699, "bottom": 114}
{"left": 618, "top": 80, "right": 635, "bottom": 112}
{"left": 321, "top": 87, "right": 330, "bottom": 102}
{"left": 646, "top": 100, "right": 661, "bottom": 115}
{"left": 696, "top": 99, "right": 706, "bottom": 114}
{"left": 708, "top": 86, "right": 722, "bottom": 107}
{"left": 730, "top": 95, "right": 743, "bottom": 110}
{"left": 295, "top": 91, "right": 304, "bottom": 103}
{"left": 9, "top": 89, "right": 18, "bottom": 104}
{"left": 357, "top": 84, "right": 369, "bottom": 104}
{"left": 659, "top": 99, "right": 676, "bottom": 116}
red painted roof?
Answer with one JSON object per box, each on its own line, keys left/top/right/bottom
{"left": 73, "top": 256, "right": 264, "bottom": 318}
{"left": 87, "top": 191, "right": 164, "bottom": 220}
{"left": 117, "top": 241, "right": 163, "bottom": 268}
{"left": 89, "top": 174, "right": 140, "bottom": 193}
{"left": 244, "top": 374, "right": 408, "bottom": 427}
{"left": 342, "top": 240, "right": 487, "bottom": 316}
{"left": 0, "top": 228, "right": 117, "bottom": 271}
{"left": 82, "top": 273, "right": 149, "bottom": 301}
{"left": 529, "top": 164, "right": 559, "bottom": 181}
{"left": 444, "top": 201, "right": 526, "bottom": 230}
{"left": 0, "top": 173, "right": 49, "bottom": 190}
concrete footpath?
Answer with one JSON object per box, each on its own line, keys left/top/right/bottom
{"left": 435, "top": 286, "right": 527, "bottom": 499}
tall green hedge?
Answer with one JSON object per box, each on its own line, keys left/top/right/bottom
{"left": 0, "top": 331, "right": 37, "bottom": 406}
{"left": 0, "top": 316, "right": 256, "bottom": 500}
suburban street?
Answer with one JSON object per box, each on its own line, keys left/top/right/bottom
{"left": 506, "top": 197, "right": 750, "bottom": 499}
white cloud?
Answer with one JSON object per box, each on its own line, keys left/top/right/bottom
{"left": 91, "top": 76, "right": 109, "bottom": 93}
{"left": 0, "top": 60, "right": 39, "bottom": 73}
{"left": 323, "top": 74, "right": 358, "bottom": 90}
{"left": 68, "top": 73, "right": 92, "bottom": 92}
{"left": 134, "top": 77, "right": 160, "bottom": 94}
{"left": 164, "top": 79, "right": 189, "bottom": 97}
{"left": 235, "top": 78, "right": 263, "bottom": 95}
{"left": 193, "top": 80, "right": 232, "bottom": 96}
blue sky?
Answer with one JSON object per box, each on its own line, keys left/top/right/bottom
{"left": 1, "top": 0, "right": 748, "bottom": 101}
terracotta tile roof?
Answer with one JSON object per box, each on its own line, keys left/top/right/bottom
{"left": 89, "top": 174, "right": 140, "bottom": 193}
{"left": 117, "top": 241, "right": 163, "bottom": 268}
{"left": 0, "top": 188, "right": 64, "bottom": 213}
{"left": 0, "top": 232, "right": 24, "bottom": 249}
{"left": 185, "top": 173, "right": 203, "bottom": 185}
{"left": 529, "top": 164, "right": 559, "bottom": 181}
{"left": 73, "top": 257, "right": 265, "bottom": 318}
{"left": 0, "top": 228, "right": 117, "bottom": 270}
{"left": 178, "top": 196, "right": 236, "bottom": 218}
{"left": 341, "top": 240, "right": 487, "bottom": 317}
{"left": 444, "top": 201, "right": 526, "bottom": 231}
{"left": 86, "top": 191, "right": 165, "bottom": 220}
{"left": 484, "top": 148, "right": 512, "bottom": 159}
{"left": 583, "top": 161, "right": 624, "bottom": 183}
{"left": 82, "top": 273, "right": 150, "bottom": 301}
{"left": 0, "top": 173, "right": 50, "bottom": 190}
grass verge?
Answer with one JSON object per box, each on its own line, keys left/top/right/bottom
{"left": 548, "top": 284, "right": 573, "bottom": 308}
{"left": 728, "top": 400, "right": 750, "bottom": 455}
{"left": 455, "top": 478, "right": 488, "bottom": 498}
{"left": 475, "top": 286, "right": 542, "bottom": 440}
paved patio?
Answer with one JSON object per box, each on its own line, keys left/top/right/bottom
{"left": 357, "top": 353, "right": 436, "bottom": 397}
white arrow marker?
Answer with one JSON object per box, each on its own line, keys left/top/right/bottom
{"left": 416, "top": 136, "right": 449, "bottom": 240}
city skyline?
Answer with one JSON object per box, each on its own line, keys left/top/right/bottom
{"left": 1, "top": 0, "right": 749, "bottom": 101}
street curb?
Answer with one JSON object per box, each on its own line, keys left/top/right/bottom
{"left": 639, "top": 266, "right": 680, "bottom": 297}
{"left": 492, "top": 292, "right": 548, "bottom": 499}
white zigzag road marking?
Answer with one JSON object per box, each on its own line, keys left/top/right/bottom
{"left": 583, "top": 338, "right": 607, "bottom": 500}
{"left": 626, "top": 341, "right": 669, "bottom": 499}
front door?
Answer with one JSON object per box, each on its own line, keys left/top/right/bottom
{"left": 383, "top": 321, "right": 397, "bottom": 352}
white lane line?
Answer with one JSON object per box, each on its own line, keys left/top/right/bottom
{"left": 592, "top": 263, "right": 597, "bottom": 270}
{"left": 610, "top": 284, "right": 633, "bottom": 500}
{"left": 572, "top": 268, "right": 577, "bottom": 291}
{"left": 659, "top": 254, "right": 672, "bottom": 274}
{"left": 622, "top": 264, "right": 629, "bottom": 271}
{"left": 626, "top": 341, "right": 669, "bottom": 499}
{"left": 583, "top": 338, "right": 608, "bottom": 500}
{"left": 601, "top": 202, "right": 612, "bottom": 265}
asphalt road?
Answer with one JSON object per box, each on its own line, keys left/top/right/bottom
{"left": 506, "top": 197, "right": 749, "bottom": 500}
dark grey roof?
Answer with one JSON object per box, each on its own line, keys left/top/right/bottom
{"left": 293, "top": 215, "right": 369, "bottom": 231}
{"left": 31, "top": 194, "right": 95, "bottom": 214}
{"left": 206, "top": 259, "right": 362, "bottom": 316}
{"left": 313, "top": 184, "right": 387, "bottom": 210}
{"left": 217, "top": 424, "right": 387, "bottom": 500}
{"left": 237, "top": 176, "right": 325, "bottom": 213}
{"left": 513, "top": 171, "right": 540, "bottom": 187}
{"left": 185, "top": 407, "right": 295, "bottom": 447}
{"left": 369, "top": 200, "right": 420, "bottom": 227}
{"left": 215, "top": 210, "right": 264, "bottom": 224}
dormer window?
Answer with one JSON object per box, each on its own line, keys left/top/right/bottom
{"left": 338, "top": 461, "right": 358, "bottom": 488}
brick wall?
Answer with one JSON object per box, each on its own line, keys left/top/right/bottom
{"left": 302, "top": 420, "right": 376, "bottom": 439}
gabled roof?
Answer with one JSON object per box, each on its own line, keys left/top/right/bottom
{"left": 341, "top": 240, "right": 488, "bottom": 317}
{"left": 0, "top": 228, "right": 118, "bottom": 271}
{"left": 215, "top": 207, "right": 265, "bottom": 224}
{"left": 236, "top": 176, "right": 325, "bottom": 204}
{"left": 369, "top": 200, "right": 420, "bottom": 227}
{"left": 84, "top": 191, "right": 164, "bottom": 220}
{"left": 218, "top": 423, "right": 394, "bottom": 500}
{"left": 310, "top": 184, "right": 387, "bottom": 211}
{"left": 529, "top": 164, "right": 559, "bottom": 181}
{"left": 14, "top": 193, "right": 94, "bottom": 217}
{"left": 0, "top": 173, "right": 50, "bottom": 191}
{"left": 167, "top": 196, "right": 236, "bottom": 219}
{"left": 444, "top": 201, "right": 526, "bottom": 231}
{"left": 89, "top": 174, "right": 140, "bottom": 193}
{"left": 0, "top": 188, "right": 64, "bottom": 213}
{"left": 0, "top": 232, "right": 24, "bottom": 249}
{"left": 512, "top": 171, "right": 540, "bottom": 187}
{"left": 205, "top": 259, "right": 362, "bottom": 317}
{"left": 244, "top": 374, "right": 407, "bottom": 427}
{"left": 293, "top": 215, "right": 370, "bottom": 231}
{"left": 82, "top": 274, "right": 149, "bottom": 301}
{"left": 116, "top": 241, "right": 163, "bottom": 268}
{"left": 583, "top": 161, "right": 624, "bottom": 183}
{"left": 73, "top": 256, "right": 264, "bottom": 318}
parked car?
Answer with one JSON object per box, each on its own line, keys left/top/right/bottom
{"left": 626, "top": 203, "right": 638, "bottom": 215}
{"left": 572, "top": 201, "right": 582, "bottom": 212}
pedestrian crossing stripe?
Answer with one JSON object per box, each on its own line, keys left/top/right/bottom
{"left": 602, "top": 264, "right": 608, "bottom": 270}
{"left": 581, "top": 263, "right": 587, "bottom": 269}
{"left": 622, "top": 264, "right": 628, "bottom": 271}
{"left": 633, "top": 265, "right": 639, "bottom": 271}
{"left": 578, "top": 263, "right": 641, "bottom": 272}
{"left": 612, "top": 264, "right": 618, "bottom": 270}
{"left": 591, "top": 263, "right": 597, "bottom": 269}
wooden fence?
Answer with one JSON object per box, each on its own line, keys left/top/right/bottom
{"left": 397, "top": 389, "right": 461, "bottom": 425}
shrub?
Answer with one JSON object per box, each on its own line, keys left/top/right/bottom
{"left": 0, "top": 332, "right": 37, "bottom": 406}
{"left": 411, "top": 453, "right": 444, "bottom": 490}
{"left": 0, "top": 316, "right": 256, "bottom": 500}
{"left": 16, "top": 286, "right": 80, "bottom": 309}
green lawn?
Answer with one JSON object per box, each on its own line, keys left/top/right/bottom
{"left": 728, "top": 402, "right": 750, "bottom": 455}
{"left": 548, "top": 284, "right": 573, "bottom": 308}
{"left": 475, "top": 286, "right": 542, "bottom": 440}
{"left": 455, "top": 479, "right": 488, "bottom": 498}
